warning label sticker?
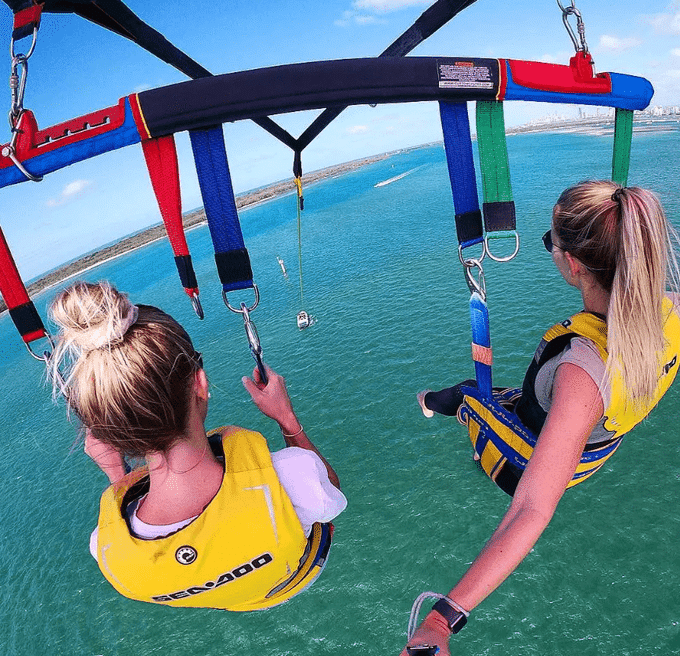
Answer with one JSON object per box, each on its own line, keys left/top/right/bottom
{"left": 438, "top": 61, "right": 494, "bottom": 90}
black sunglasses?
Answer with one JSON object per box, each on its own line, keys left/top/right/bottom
{"left": 542, "top": 230, "right": 563, "bottom": 253}
{"left": 192, "top": 351, "right": 203, "bottom": 369}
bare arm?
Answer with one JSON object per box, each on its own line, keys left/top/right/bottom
{"left": 402, "top": 363, "right": 604, "bottom": 655}
{"left": 242, "top": 365, "right": 341, "bottom": 490}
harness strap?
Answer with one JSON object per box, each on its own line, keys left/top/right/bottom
{"left": 12, "top": 3, "right": 42, "bottom": 41}
{"left": 189, "top": 127, "right": 254, "bottom": 293}
{"left": 460, "top": 386, "right": 624, "bottom": 489}
{"left": 612, "top": 108, "right": 633, "bottom": 186}
{"left": 475, "top": 101, "right": 516, "bottom": 238}
{"left": 469, "top": 292, "right": 493, "bottom": 396}
{"left": 438, "top": 101, "right": 483, "bottom": 249}
{"left": 140, "top": 136, "right": 201, "bottom": 313}
{"left": 0, "top": 226, "right": 46, "bottom": 343}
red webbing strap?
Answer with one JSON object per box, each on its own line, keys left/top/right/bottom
{"left": 140, "top": 136, "right": 200, "bottom": 298}
{"left": 0, "top": 226, "right": 46, "bottom": 343}
{"left": 12, "top": 3, "right": 42, "bottom": 41}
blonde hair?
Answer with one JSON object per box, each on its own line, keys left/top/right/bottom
{"left": 49, "top": 281, "right": 201, "bottom": 457}
{"left": 554, "top": 181, "right": 680, "bottom": 405}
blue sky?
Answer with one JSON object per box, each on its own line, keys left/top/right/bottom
{"left": 0, "top": 0, "right": 679, "bottom": 280}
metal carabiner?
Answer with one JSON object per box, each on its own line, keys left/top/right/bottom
{"left": 463, "top": 257, "right": 486, "bottom": 300}
{"left": 189, "top": 292, "right": 204, "bottom": 320}
{"left": 556, "top": 0, "right": 588, "bottom": 53}
{"left": 484, "top": 231, "right": 520, "bottom": 263}
{"left": 9, "top": 53, "right": 28, "bottom": 121}
{"left": 223, "top": 285, "right": 268, "bottom": 384}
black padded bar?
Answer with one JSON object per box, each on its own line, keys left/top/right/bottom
{"left": 138, "top": 57, "right": 500, "bottom": 138}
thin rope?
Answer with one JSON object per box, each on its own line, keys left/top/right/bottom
{"left": 407, "top": 591, "right": 447, "bottom": 640}
{"left": 296, "top": 186, "right": 305, "bottom": 309}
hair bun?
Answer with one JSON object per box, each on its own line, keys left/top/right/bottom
{"left": 50, "top": 281, "right": 138, "bottom": 353}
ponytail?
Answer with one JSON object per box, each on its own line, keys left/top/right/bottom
{"left": 554, "top": 181, "right": 680, "bottom": 405}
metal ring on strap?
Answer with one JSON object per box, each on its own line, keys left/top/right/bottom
{"left": 484, "top": 231, "right": 520, "bottom": 263}
{"left": 222, "top": 284, "right": 260, "bottom": 314}
{"left": 458, "top": 241, "right": 486, "bottom": 268}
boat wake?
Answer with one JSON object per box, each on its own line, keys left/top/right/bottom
{"left": 374, "top": 165, "right": 424, "bottom": 188}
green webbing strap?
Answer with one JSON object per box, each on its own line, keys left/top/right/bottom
{"left": 612, "top": 108, "right": 634, "bottom": 186}
{"left": 475, "top": 101, "right": 518, "bottom": 260}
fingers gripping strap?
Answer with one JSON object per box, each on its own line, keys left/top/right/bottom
{"left": 141, "top": 136, "right": 199, "bottom": 294}
{"left": 439, "top": 101, "right": 483, "bottom": 247}
{"left": 475, "top": 101, "right": 516, "bottom": 232}
{"left": 612, "top": 108, "right": 633, "bottom": 186}
{"left": 189, "top": 128, "right": 254, "bottom": 292}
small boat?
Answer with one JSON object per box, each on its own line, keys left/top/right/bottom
{"left": 277, "top": 256, "right": 288, "bottom": 277}
{"left": 297, "top": 310, "right": 311, "bottom": 330}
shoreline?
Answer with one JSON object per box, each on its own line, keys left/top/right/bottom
{"left": 5, "top": 115, "right": 678, "bottom": 311}
{"left": 7, "top": 151, "right": 392, "bottom": 309}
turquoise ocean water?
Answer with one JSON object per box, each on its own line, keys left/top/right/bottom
{"left": 1, "top": 129, "right": 679, "bottom": 655}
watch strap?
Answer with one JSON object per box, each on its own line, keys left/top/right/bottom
{"left": 432, "top": 597, "right": 468, "bottom": 634}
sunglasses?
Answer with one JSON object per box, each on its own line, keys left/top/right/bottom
{"left": 542, "top": 230, "right": 563, "bottom": 253}
{"left": 192, "top": 351, "right": 203, "bottom": 369}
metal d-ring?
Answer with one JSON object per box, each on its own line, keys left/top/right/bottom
{"left": 223, "top": 284, "right": 260, "bottom": 314}
{"left": 484, "top": 231, "right": 520, "bottom": 263}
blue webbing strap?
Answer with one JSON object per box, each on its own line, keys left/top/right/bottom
{"left": 439, "top": 101, "right": 492, "bottom": 397}
{"left": 469, "top": 292, "right": 492, "bottom": 397}
{"left": 189, "top": 127, "right": 254, "bottom": 292}
{"left": 438, "top": 101, "right": 483, "bottom": 249}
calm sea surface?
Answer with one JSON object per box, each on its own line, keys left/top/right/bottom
{"left": 1, "top": 130, "right": 679, "bottom": 655}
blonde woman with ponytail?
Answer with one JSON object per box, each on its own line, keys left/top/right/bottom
{"left": 50, "top": 281, "right": 346, "bottom": 611}
{"left": 405, "top": 181, "right": 680, "bottom": 655}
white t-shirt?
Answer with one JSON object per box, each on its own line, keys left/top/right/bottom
{"left": 89, "top": 446, "right": 347, "bottom": 559}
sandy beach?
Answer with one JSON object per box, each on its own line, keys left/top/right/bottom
{"left": 1, "top": 152, "right": 389, "bottom": 313}
{"left": 3, "top": 113, "right": 677, "bottom": 314}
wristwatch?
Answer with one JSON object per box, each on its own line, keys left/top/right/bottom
{"left": 432, "top": 597, "right": 468, "bottom": 634}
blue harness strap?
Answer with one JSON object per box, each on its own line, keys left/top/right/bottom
{"left": 438, "top": 101, "right": 483, "bottom": 249}
{"left": 189, "top": 127, "right": 254, "bottom": 293}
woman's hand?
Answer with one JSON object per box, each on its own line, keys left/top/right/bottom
{"left": 84, "top": 429, "right": 127, "bottom": 485}
{"left": 242, "top": 365, "right": 299, "bottom": 433}
{"left": 400, "top": 612, "right": 451, "bottom": 656}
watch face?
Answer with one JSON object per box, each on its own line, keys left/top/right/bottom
{"left": 406, "top": 645, "right": 440, "bottom": 656}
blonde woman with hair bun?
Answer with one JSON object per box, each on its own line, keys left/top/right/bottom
{"left": 50, "top": 281, "right": 346, "bottom": 611}
{"left": 405, "top": 181, "right": 680, "bottom": 654}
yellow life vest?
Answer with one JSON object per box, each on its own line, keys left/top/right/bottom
{"left": 96, "top": 426, "right": 333, "bottom": 611}
{"left": 460, "top": 298, "right": 680, "bottom": 489}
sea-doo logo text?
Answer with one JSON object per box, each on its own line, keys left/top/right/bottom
{"left": 152, "top": 553, "right": 273, "bottom": 602}
{"left": 175, "top": 546, "right": 198, "bottom": 565}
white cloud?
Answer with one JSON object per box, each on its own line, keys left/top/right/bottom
{"left": 672, "top": 48, "right": 680, "bottom": 57}
{"left": 352, "top": 0, "right": 429, "bottom": 13}
{"left": 648, "top": 10, "right": 680, "bottom": 35}
{"left": 46, "top": 179, "right": 92, "bottom": 208}
{"left": 335, "top": 9, "right": 384, "bottom": 26}
{"left": 597, "top": 34, "right": 642, "bottom": 53}
{"left": 347, "top": 125, "right": 369, "bottom": 134}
